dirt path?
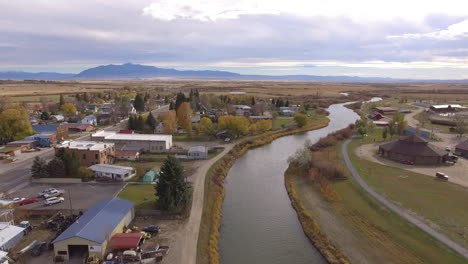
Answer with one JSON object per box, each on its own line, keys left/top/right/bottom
{"left": 342, "top": 139, "right": 468, "bottom": 259}
{"left": 165, "top": 144, "right": 234, "bottom": 264}
{"left": 355, "top": 143, "right": 468, "bottom": 188}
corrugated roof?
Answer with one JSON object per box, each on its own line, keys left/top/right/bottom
{"left": 32, "top": 125, "right": 59, "bottom": 132}
{"left": 189, "top": 146, "right": 207, "bottom": 153}
{"left": 53, "top": 197, "right": 134, "bottom": 244}
{"left": 108, "top": 233, "right": 143, "bottom": 249}
{"left": 0, "top": 224, "right": 25, "bottom": 248}
{"left": 89, "top": 164, "right": 135, "bottom": 175}
{"left": 379, "top": 135, "right": 447, "bottom": 157}
{"left": 455, "top": 140, "right": 468, "bottom": 151}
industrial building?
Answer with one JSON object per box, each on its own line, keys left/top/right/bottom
{"left": 55, "top": 141, "right": 115, "bottom": 167}
{"left": 0, "top": 223, "right": 25, "bottom": 251}
{"left": 89, "top": 164, "right": 136, "bottom": 181}
{"left": 52, "top": 198, "right": 134, "bottom": 261}
{"left": 91, "top": 131, "right": 172, "bottom": 153}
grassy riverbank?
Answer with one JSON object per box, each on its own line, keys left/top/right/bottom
{"left": 196, "top": 115, "right": 330, "bottom": 264}
{"left": 285, "top": 129, "right": 467, "bottom": 263}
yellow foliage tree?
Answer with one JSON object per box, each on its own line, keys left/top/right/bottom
{"left": 161, "top": 110, "right": 178, "bottom": 134}
{"left": 61, "top": 103, "right": 77, "bottom": 114}
{"left": 255, "top": 120, "right": 272, "bottom": 133}
{"left": 0, "top": 107, "right": 34, "bottom": 141}
{"left": 218, "top": 115, "right": 250, "bottom": 137}
{"left": 176, "top": 102, "right": 193, "bottom": 134}
{"left": 199, "top": 117, "right": 213, "bottom": 135}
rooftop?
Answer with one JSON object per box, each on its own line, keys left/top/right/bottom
{"left": 108, "top": 233, "right": 143, "bottom": 249}
{"left": 92, "top": 131, "right": 172, "bottom": 142}
{"left": 0, "top": 224, "right": 25, "bottom": 248}
{"left": 431, "top": 104, "right": 464, "bottom": 109}
{"left": 455, "top": 139, "right": 468, "bottom": 151}
{"left": 379, "top": 134, "right": 447, "bottom": 157}
{"left": 53, "top": 197, "right": 134, "bottom": 244}
{"left": 57, "top": 141, "right": 114, "bottom": 151}
{"left": 89, "top": 164, "right": 135, "bottom": 175}
{"left": 189, "top": 146, "right": 207, "bottom": 153}
{"left": 32, "top": 124, "right": 59, "bottom": 132}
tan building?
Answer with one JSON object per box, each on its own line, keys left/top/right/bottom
{"left": 52, "top": 198, "right": 134, "bottom": 261}
{"left": 55, "top": 141, "right": 115, "bottom": 167}
{"left": 91, "top": 131, "right": 172, "bottom": 153}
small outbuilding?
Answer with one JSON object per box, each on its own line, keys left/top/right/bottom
{"left": 52, "top": 197, "right": 134, "bottom": 261}
{"left": 379, "top": 134, "right": 448, "bottom": 165}
{"left": 455, "top": 140, "right": 468, "bottom": 157}
{"left": 188, "top": 146, "right": 208, "bottom": 160}
{"left": 78, "top": 115, "right": 97, "bottom": 126}
{"left": 0, "top": 224, "right": 25, "bottom": 251}
{"left": 108, "top": 233, "right": 144, "bottom": 250}
{"left": 89, "top": 164, "right": 136, "bottom": 181}
{"left": 143, "top": 169, "right": 159, "bottom": 183}
{"left": 115, "top": 150, "right": 140, "bottom": 161}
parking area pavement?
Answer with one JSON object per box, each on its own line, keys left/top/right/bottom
{"left": 11, "top": 183, "right": 125, "bottom": 210}
{"left": 356, "top": 143, "right": 468, "bottom": 188}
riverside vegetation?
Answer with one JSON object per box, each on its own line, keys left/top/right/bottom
{"left": 285, "top": 127, "right": 467, "bottom": 263}
{"left": 196, "top": 114, "right": 330, "bottom": 264}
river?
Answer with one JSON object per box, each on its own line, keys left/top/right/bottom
{"left": 219, "top": 102, "right": 362, "bottom": 264}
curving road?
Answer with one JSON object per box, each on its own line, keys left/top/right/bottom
{"left": 341, "top": 139, "right": 468, "bottom": 260}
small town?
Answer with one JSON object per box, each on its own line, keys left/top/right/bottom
{"left": 1, "top": 2, "right": 468, "bottom": 264}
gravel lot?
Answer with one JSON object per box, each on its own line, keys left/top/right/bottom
{"left": 11, "top": 183, "right": 125, "bottom": 210}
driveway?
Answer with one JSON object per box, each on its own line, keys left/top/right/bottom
{"left": 342, "top": 139, "right": 468, "bottom": 259}
{"left": 355, "top": 143, "right": 468, "bottom": 188}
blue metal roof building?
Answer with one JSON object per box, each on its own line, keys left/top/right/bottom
{"left": 32, "top": 125, "right": 59, "bottom": 133}
{"left": 52, "top": 197, "right": 134, "bottom": 260}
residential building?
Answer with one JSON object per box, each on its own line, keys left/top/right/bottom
{"left": 455, "top": 140, "right": 468, "bottom": 157}
{"left": 188, "top": 146, "right": 208, "bottom": 160}
{"left": 52, "top": 198, "right": 134, "bottom": 261}
{"left": 55, "top": 141, "right": 115, "bottom": 167}
{"left": 374, "top": 107, "right": 398, "bottom": 115}
{"left": 115, "top": 150, "right": 140, "bottom": 161}
{"left": 98, "top": 103, "right": 113, "bottom": 115}
{"left": 378, "top": 134, "right": 448, "bottom": 165}
{"left": 92, "top": 131, "right": 172, "bottom": 153}
{"left": 51, "top": 115, "right": 65, "bottom": 122}
{"left": 234, "top": 105, "right": 252, "bottom": 117}
{"left": 249, "top": 115, "right": 273, "bottom": 120}
{"left": 86, "top": 104, "right": 99, "bottom": 113}
{"left": 89, "top": 164, "right": 136, "bottom": 181}
{"left": 78, "top": 115, "right": 97, "bottom": 126}
{"left": 32, "top": 124, "right": 69, "bottom": 141}
{"left": 154, "top": 122, "right": 165, "bottom": 133}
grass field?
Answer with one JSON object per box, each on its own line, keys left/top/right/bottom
{"left": 115, "top": 160, "right": 163, "bottom": 182}
{"left": 272, "top": 116, "right": 295, "bottom": 130}
{"left": 413, "top": 112, "right": 454, "bottom": 133}
{"left": 118, "top": 184, "right": 157, "bottom": 209}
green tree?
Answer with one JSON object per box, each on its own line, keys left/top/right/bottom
{"left": 293, "top": 113, "right": 308, "bottom": 128}
{"left": 64, "top": 151, "right": 81, "bottom": 176}
{"left": 137, "top": 115, "right": 145, "bottom": 130}
{"left": 31, "top": 156, "right": 48, "bottom": 179}
{"left": 0, "top": 108, "right": 34, "bottom": 141}
{"left": 41, "top": 111, "right": 50, "bottom": 120}
{"left": 147, "top": 112, "right": 157, "bottom": 129}
{"left": 133, "top": 94, "right": 145, "bottom": 112}
{"left": 199, "top": 117, "right": 213, "bottom": 135}
{"left": 59, "top": 94, "right": 65, "bottom": 106}
{"left": 79, "top": 166, "right": 93, "bottom": 182}
{"left": 392, "top": 112, "right": 407, "bottom": 135}
{"left": 175, "top": 92, "right": 187, "bottom": 111}
{"left": 61, "top": 103, "right": 77, "bottom": 115}
{"left": 454, "top": 115, "right": 466, "bottom": 137}
{"left": 382, "top": 127, "right": 388, "bottom": 140}
{"left": 251, "top": 96, "right": 256, "bottom": 105}
{"left": 46, "top": 158, "right": 66, "bottom": 178}
{"left": 156, "top": 156, "right": 188, "bottom": 211}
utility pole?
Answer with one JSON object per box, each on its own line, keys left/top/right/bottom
{"left": 68, "top": 188, "right": 73, "bottom": 216}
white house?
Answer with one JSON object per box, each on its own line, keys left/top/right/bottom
{"left": 128, "top": 105, "right": 137, "bottom": 115}
{"left": 154, "top": 122, "right": 165, "bottom": 134}
{"left": 51, "top": 115, "right": 65, "bottom": 122}
{"left": 89, "top": 164, "right": 136, "bottom": 181}
{"left": 78, "top": 115, "right": 97, "bottom": 126}
{"left": 188, "top": 146, "right": 208, "bottom": 160}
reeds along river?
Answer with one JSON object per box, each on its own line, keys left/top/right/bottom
{"left": 219, "top": 102, "right": 362, "bottom": 264}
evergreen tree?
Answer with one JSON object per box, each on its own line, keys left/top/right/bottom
{"left": 147, "top": 112, "right": 157, "bottom": 129}
{"left": 41, "top": 111, "right": 50, "bottom": 120}
{"left": 83, "top": 92, "right": 89, "bottom": 102}
{"left": 195, "top": 89, "right": 200, "bottom": 97}
{"left": 59, "top": 94, "right": 65, "bottom": 106}
{"left": 63, "top": 151, "right": 81, "bottom": 176}
{"left": 144, "top": 92, "right": 150, "bottom": 103}
{"left": 189, "top": 89, "right": 194, "bottom": 102}
{"left": 271, "top": 98, "right": 275, "bottom": 105}
{"left": 175, "top": 92, "right": 187, "bottom": 110}
{"left": 169, "top": 101, "right": 175, "bottom": 110}
{"left": 31, "top": 156, "right": 48, "bottom": 178}
{"left": 251, "top": 97, "right": 256, "bottom": 105}
{"left": 133, "top": 93, "right": 145, "bottom": 112}
{"left": 75, "top": 93, "right": 82, "bottom": 101}
{"left": 285, "top": 100, "right": 289, "bottom": 107}
{"left": 46, "top": 158, "right": 66, "bottom": 178}
{"left": 156, "top": 156, "right": 188, "bottom": 211}
{"left": 128, "top": 115, "right": 135, "bottom": 130}
{"left": 137, "top": 115, "right": 145, "bottom": 130}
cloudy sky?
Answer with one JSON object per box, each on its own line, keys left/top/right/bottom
{"left": 2, "top": 0, "right": 468, "bottom": 79}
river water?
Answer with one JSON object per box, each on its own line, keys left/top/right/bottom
{"left": 219, "top": 102, "right": 361, "bottom": 264}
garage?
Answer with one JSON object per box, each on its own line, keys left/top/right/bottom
{"left": 68, "top": 245, "right": 88, "bottom": 259}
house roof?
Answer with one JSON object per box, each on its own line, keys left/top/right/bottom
{"left": 189, "top": 146, "right": 207, "bottom": 153}
{"left": 32, "top": 125, "right": 59, "bottom": 133}
{"left": 89, "top": 164, "right": 134, "bottom": 175}
{"left": 115, "top": 150, "right": 140, "bottom": 156}
{"left": 145, "top": 169, "right": 158, "bottom": 177}
{"left": 0, "top": 224, "right": 25, "bottom": 248}
{"left": 108, "top": 233, "right": 143, "bottom": 249}
{"left": 57, "top": 141, "right": 113, "bottom": 151}
{"left": 375, "top": 107, "right": 398, "bottom": 111}
{"left": 455, "top": 140, "right": 468, "bottom": 151}
{"left": 92, "top": 131, "right": 172, "bottom": 142}
{"left": 53, "top": 197, "right": 134, "bottom": 244}
{"left": 379, "top": 134, "right": 447, "bottom": 157}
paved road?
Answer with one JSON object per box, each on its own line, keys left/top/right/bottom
{"left": 342, "top": 138, "right": 468, "bottom": 259}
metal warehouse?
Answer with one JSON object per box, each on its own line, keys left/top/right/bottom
{"left": 91, "top": 131, "right": 172, "bottom": 153}
{"left": 52, "top": 197, "right": 134, "bottom": 261}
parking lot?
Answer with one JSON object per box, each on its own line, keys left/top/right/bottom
{"left": 11, "top": 183, "right": 125, "bottom": 210}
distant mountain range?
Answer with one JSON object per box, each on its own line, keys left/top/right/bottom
{"left": 1, "top": 63, "right": 468, "bottom": 83}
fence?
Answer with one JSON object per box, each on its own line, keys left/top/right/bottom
{"left": 31, "top": 178, "right": 82, "bottom": 184}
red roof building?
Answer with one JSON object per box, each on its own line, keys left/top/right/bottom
{"left": 108, "top": 233, "right": 144, "bottom": 250}
{"left": 115, "top": 150, "right": 140, "bottom": 161}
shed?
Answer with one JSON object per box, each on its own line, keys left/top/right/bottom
{"left": 0, "top": 224, "right": 25, "bottom": 251}
{"left": 89, "top": 164, "right": 136, "bottom": 181}
{"left": 188, "top": 146, "right": 207, "bottom": 160}
{"left": 108, "top": 233, "right": 144, "bottom": 250}
{"left": 52, "top": 197, "right": 134, "bottom": 260}
{"left": 51, "top": 115, "right": 64, "bottom": 122}
{"left": 143, "top": 169, "right": 159, "bottom": 183}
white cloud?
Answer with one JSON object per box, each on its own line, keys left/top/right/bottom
{"left": 143, "top": 0, "right": 468, "bottom": 22}
{"left": 388, "top": 19, "right": 468, "bottom": 40}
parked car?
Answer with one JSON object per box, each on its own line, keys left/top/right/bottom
{"left": 435, "top": 172, "right": 449, "bottom": 181}
{"left": 12, "top": 197, "right": 26, "bottom": 203}
{"left": 45, "top": 197, "right": 64, "bottom": 206}
{"left": 445, "top": 147, "right": 451, "bottom": 152}
{"left": 142, "top": 225, "right": 160, "bottom": 234}
{"left": 17, "top": 221, "right": 33, "bottom": 234}
{"left": 31, "top": 242, "right": 47, "bottom": 257}
{"left": 38, "top": 188, "right": 58, "bottom": 197}
{"left": 43, "top": 190, "right": 64, "bottom": 199}
{"left": 18, "top": 198, "right": 39, "bottom": 206}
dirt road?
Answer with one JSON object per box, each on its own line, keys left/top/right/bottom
{"left": 342, "top": 139, "right": 468, "bottom": 259}
{"left": 165, "top": 144, "right": 234, "bottom": 264}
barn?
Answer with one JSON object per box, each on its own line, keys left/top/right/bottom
{"left": 52, "top": 198, "right": 134, "bottom": 261}
{"left": 378, "top": 134, "right": 448, "bottom": 165}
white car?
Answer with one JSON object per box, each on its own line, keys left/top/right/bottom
{"left": 45, "top": 197, "right": 64, "bottom": 206}
{"left": 38, "top": 188, "right": 58, "bottom": 197}
{"left": 43, "top": 189, "right": 64, "bottom": 199}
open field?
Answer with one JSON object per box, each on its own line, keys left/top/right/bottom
{"left": 117, "top": 184, "right": 157, "bottom": 209}
{"left": 3, "top": 80, "right": 468, "bottom": 104}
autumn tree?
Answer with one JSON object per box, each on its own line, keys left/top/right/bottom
{"left": 177, "top": 102, "right": 193, "bottom": 134}
{"left": 0, "top": 108, "right": 34, "bottom": 141}
{"left": 454, "top": 115, "right": 467, "bottom": 137}
{"left": 255, "top": 120, "right": 272, "bottom": 133}
{"left": 293, "top": 113, "right": 308, "bottom": 128}
{"left": 61, "top": 103, "right": 77, "bottom": 115}
{"left": 161, "top": 110, "right": 178, "bottom": 134}
{"left": 199, "top": 117, "right": 213, "bottom": 135}
{"left": 392, "top": 112, "right": 407, "bottom": 135}
{"left": 218, "top": 115, "right": 250, "bottom": 137}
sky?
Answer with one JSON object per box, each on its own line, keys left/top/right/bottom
{"left": 2, "top": 0, "right": 468, "bottom": 79}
